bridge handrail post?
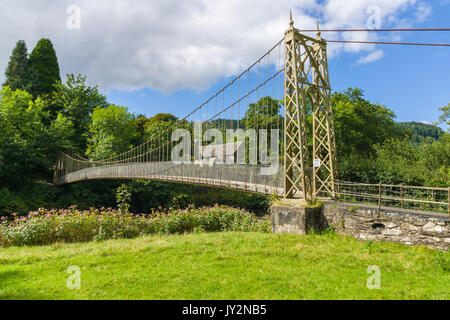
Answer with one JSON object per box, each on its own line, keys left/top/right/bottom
{"left": 400, "top": 185, "right": 404, "bottom": 209}
{"left": 448, "top": 187, "right": 450, "bottom": 216}
{"left": 378, "top": 182, "right": 382, "bottom": 210}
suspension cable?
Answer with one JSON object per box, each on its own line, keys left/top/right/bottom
{"left": 325, "top": 39, "right": 450, "bottom": 46}
{"left": 298, "top": 28, "right": 450, "bottom": 32}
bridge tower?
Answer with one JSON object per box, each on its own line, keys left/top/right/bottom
{"left": 283, "top": 13, "right": 337, "bottom": 201}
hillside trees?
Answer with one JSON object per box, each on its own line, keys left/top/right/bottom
{"left": 396, "top": 122, "right": 444, "bottom": 143}
{"left": 374, "top": 134, "right": 450, "bottom": 187}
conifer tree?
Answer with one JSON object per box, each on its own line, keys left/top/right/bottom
{"left": 28, "top": 38, "right": 61, "bottom": 97}
{"left": 3, "top": 40, "right": 30, "bottom": 91}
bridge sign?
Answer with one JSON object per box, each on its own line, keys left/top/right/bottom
{"left": 313, "top": 158, "right": 321, "bottom": 168}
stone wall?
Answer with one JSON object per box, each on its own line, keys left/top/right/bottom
{"left": 323, "top": 203, "right": 449, "bottom": 250}
{"left": 270, "top": 202, "right": 449, "bottom": 250}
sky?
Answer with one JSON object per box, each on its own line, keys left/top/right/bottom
{"left": 0, "top": 0, "right": 449, "bottom": 128}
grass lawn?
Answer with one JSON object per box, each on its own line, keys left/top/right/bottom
{"left": 0, "top": 232, "right": 448, "bottom": 300}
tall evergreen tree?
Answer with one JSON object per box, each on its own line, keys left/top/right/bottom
{"left": 3, "top": 40, "right": 30, "bottom": 91}
{"left": 28, "top": 38, "right": 61, "bottom": 97}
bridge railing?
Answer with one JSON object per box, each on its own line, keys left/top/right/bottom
{"left": 55, "top": 152, "right": 286, "bottom": 195}
{"left": 332, "top": 180, "right": 449, "bottom": 215}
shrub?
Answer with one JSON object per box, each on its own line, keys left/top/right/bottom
{"left": 0, "top": 205, "right": 271, "bottom": 247}
{"left": 116, "top": 184, "right": 132, "bottom": 213}
{"left": 170, "top": 194, "right": 193, "bottom": 210}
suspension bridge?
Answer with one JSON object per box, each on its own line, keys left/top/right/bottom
{"left": 54, "top": 17, "right": 450, "bottom": 215}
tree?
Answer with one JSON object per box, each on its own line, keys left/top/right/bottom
{"left": 0, "top": 87, "right": 73, "bottom": 187}
{"left": 48, "top": 74, "right": 109, "bottom": 151}
{"left": 418, "top": 133, "right": 450, "bottom": 186}
{"left": 47, "top": 113, "right": 76, "bottom": 153}
{"left": 374, "top": 134, "right": 449, "bottom": 187}
{"left": 143, "top": 119, "right": 179, "bottom": 161}
{"left": 3, "top": 40, "right": 30, "bottom": 91}
{"left": 243, "top": 96, "right": 283, "bottom": 130}
{"left": 332, "top": 88, "right": 402, "bottom": 157}
{"left": 148, "top": 113, "right": 178, "bottom": 124}
{"left": 135, "top": 113, "right": 178, "bottom": 144}
{"left": 0, "top": 87, "right": 45, "bottom": 187}
{"left": 86, "top": 105, "right": 138, "bottom": 160}
{"left": 374, "top": 138, "right": 422, "bottom": 185}
{"left": 396, "top": 122, "right": 444, "bottom": 144}
{"left": 28, "top": 38, "right": 61, "bottom": 97}
{"left": 438, "top": 103, "right": 450, "bottom": 126}
{"left": 331, "top": 88, "right": 403, "bottom": 182}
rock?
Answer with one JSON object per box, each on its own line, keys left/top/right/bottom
{"left": 385, "top": 222, "right": 397, "bottom": 229}
{"left": 382, "top": 228, "right": 402, "bottom": 236}
{"left": 423, "top": 222, "right": 445, "bottom": 233}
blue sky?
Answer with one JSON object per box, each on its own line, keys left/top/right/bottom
{"left": 103, "top": 2, "right": 449, "bottom": 128}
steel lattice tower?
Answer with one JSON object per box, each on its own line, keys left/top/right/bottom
{"left": 283, "top": 15, "right": 337, "bottom": 201}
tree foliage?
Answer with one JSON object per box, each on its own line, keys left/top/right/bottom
{"left": 28, "top": 38, "right": 61, "bottom": 97}
{"left": 86, "top": 105, "right": 138, "bottom": 160}
{"left": 0, "top": 87, "right": 73, "bottom": 188}
{"left": 148, "top": 113, "right": 178, "bottom": 124}
{"left": 438, "top": 103, "right": 450, "bottom": 126}
{"left": 331, "top": 88, "right": 403, "bottom": 182}
{"left": 396, "top": 122, "right": 444, "bottom": 144}
{"left": 135, "top": 113, "right": 179, "bottom": 144}
{"left": 332, "top": 88, "right": 402, "bottom": 158}
{"left": 243, "top": 96, "right": 283, "bottom": 130}
{"left": 0, "top": 87, "right": 46, "bottom": 186}
{"left": 3, "top": 40, "right": 30, "bottom": 91}
{"left": 375, "top": 134, "right": 450, "bottom": 187}
{"left": 47, "top": 74, "right": 108, "bottom": 151}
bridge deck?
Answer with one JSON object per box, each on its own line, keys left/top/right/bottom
{"left": 56, "top": 161, "right": 294, "bottom": 197}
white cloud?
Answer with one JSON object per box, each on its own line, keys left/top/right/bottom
{"left": 0, "top": 0, "right": 427, "bottom": 93}
{"left": 357, "top": 50, "right": 385, "bottom": 64}
{"left": 414, "top": 2, "right": 432, "bottom": 22}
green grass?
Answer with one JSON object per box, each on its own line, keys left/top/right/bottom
{"left": 0, "top": 232, "right": 448, "bottom": 300}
